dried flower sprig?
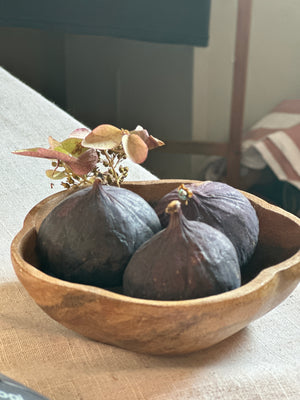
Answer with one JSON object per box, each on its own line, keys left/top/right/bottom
{"left": 13, "top": 124, "right": 164, "bottom": 188}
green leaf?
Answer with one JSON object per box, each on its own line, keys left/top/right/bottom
{"left": 56, "top": 137, "right": 87, "bottom": 157}
{"left": 46, "top": 170, "right": 67, "bottom": 180}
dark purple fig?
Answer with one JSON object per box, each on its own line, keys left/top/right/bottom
{"left": 37, "top": 179, "right": 161, "bottom": 287}
{"left": 155, "top": 181, "right": 259, "bottom": 269}
{"left": 123, "top": 200, "right": 241, "bottom": 300}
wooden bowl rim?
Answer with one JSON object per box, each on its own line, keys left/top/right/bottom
{"left": 11, "top": 179, "right": 300, "bottom": 308}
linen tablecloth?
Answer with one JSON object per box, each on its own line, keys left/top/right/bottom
{"left": 0, "top": 67, "right": 299, "bottom": 399}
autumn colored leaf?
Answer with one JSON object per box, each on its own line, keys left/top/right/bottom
{"left": 144, "top": 135, "right": 165, "bottom": 150}
{"left": 66, "top": 148, "right": 99, "bottom": 175}
{"left": 12, "top": 147, "right": 72, "bottom": 161}
{"left": 122, "top": 134, "right": 148, "bottom": 164}
{"left": 82, "top": 124, "right": 123, "bottom": 150}
{"left": 69, "top": 128, "right": 90, "bottom": 139}
{"left": 130, "top": 127, "right": 165, "bottom": 150}
{"left": 13, "top": 146, "right": 98, "bottom": 176}
{"left": 13, "top": 123, "right": 164, "bottom": 188}
{"left": 48, "top": 136, "right": 61, "bottom": 149}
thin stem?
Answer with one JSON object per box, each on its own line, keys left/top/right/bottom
{"left": 103, "top": 150, "right": 121, "bottom": 186}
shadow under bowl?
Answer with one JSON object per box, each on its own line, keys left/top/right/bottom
{"left": 10, "top": 179, "right": 300, "bottom": 355}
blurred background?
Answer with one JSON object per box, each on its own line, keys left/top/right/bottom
{"left": 1, "top": 0, "right": 299, "bottom": 214}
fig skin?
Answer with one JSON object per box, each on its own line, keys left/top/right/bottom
{"left": 37, "top": 180, "right": 161, "bottom": 287}
{"left": 123, "top": 200, "right": 241, "bottom": 301}
{"left": 155, "top": 181, "right": 259, "bottom": 269}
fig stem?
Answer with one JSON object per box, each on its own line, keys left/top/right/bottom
{"left": 178, "top": 184, "right": 193, "bottom": 205}
{"left": 165, "top": 200, "right": 181, "bottom": 215}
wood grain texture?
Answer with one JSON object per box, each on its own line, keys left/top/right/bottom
{"left": 226, "top": 0, "right": 253, "bottom": 187}
{"left": 10, "top": 179, "right": 300, "bottom": 355}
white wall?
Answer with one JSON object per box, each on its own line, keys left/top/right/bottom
{"left": 192, "top": 0, "right": 300, "bottom": 178}
{"left": 191, "top": 0, "right": 237, "bottom": 177}
{"left": 245, "top": 0, "right": 300, "bottom": 130}
{"left": 192, "top": 0, "right": 237, "bottom": 143}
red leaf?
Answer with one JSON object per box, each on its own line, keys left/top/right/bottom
{"left": 130, "top": 128, "right": 165, "bottom": 150}
{"left": 67, "top": 148, "right": 98, "bottom": 175}
{"left": 13, "top": 147, "right": 98, "bottom": 176}
{"left": 12, "top": 147, "right": 75, "bottom": 162}
{"left": 145, "top": 135, "right": 165, "bottom": 150}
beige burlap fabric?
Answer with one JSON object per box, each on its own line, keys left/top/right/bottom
{"left": 0, "top": 67, "right": 299, "bottom": 399}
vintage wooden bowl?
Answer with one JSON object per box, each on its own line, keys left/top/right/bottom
{"left": 11, "top": 179, "right": 300, "bottom": 355}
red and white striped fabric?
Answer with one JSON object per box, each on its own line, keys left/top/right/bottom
{"left": 242, "top": 100, "right": 300, "bottom": 190}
